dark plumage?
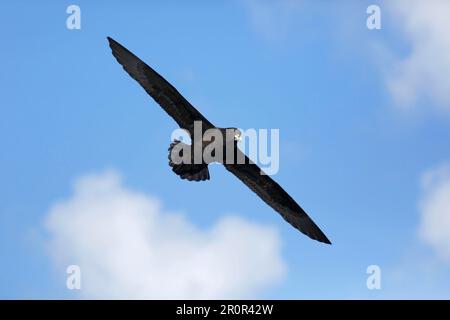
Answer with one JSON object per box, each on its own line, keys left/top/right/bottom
{"left": 107, "top": 37, "right": 331, "bottom": 244}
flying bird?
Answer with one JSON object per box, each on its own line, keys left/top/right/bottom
{"left": 107, "top": 37, "right": 331, "bottom": 244}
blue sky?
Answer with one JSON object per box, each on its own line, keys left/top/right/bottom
{"left": 1, "top": 1, "right": 450, "bottom": 299}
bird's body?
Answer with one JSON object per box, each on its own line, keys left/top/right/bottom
{"left": 108, "top": 37, "right": 331, "bottom": 244}
{"left": 168, "top": 126, "right": 248, "bottom": 181}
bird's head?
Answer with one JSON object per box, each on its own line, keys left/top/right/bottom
{"left": 232, "top": 128, "right": 242, "bottom": 142}
{"left": 222, "top": 127, "right": 242, "bottom": 142}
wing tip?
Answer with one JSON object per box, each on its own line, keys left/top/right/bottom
{"left": 107, "top": 36, "right": 120, "bottom": 50}
{"left": 320, "top": 237, "right": 332, "bottom": 245}
{"left": 300, "top": 218, "right": 332, "bottom": 245}
{"left": 313, "top": 230, "right": 332, "bottom": 245}
{"left": 308, "top": 231, "right": 332, "bottom": 245}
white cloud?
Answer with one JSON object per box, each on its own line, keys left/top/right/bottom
{"left": 385, "top": 0, "right": 450, "bottom": 110}
{"left": 419, "top": 164, "right": 450, "bottom": 263}
{"left": 44, "top": 170, "right": 285, "bottom": 299}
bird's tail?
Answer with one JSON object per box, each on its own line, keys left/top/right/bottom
{"left": 168, "top": 140, "right": 210, "bottom": 181}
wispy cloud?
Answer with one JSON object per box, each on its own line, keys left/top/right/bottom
{"left": 385, "top": 0, "right": 450, "bottom": 111}
{"left": 44, "top": 170, "right": 285, "bottom": 299}
{"left": 419, "top": 163, "right": 450, "bottom": 263}
{"left": 374, "top": 164, "right": 450, "bottom": 298}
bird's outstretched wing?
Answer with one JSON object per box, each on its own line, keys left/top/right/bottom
{"left": 107, "top": 37, "right": 214, "bottom": 133}
{"left": 225, "top": 149, "right": 331, "bottom": 244}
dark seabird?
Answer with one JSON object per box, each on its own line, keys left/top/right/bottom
{"left": 107, "top": 37, "right": 331, "bottom": 244}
